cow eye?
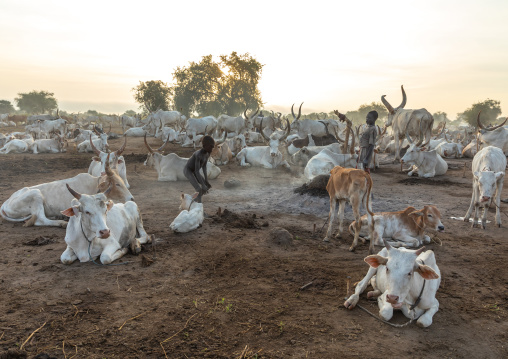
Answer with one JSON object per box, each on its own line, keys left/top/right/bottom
{"left": 407, "top": 272, "right": 412, "bottom": 276}
{"left": 116, "top": 184, "right": 121, "bottom": 187}
{"left": 428, "top": 214, "right": 433, "bottom": 218}
{"left": 386, "top": 268, "right": 389, "bottom": 274}
{"left": 85, "top": 211, "right": 91, "bottom": 215}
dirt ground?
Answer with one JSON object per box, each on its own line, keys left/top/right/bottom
{"left": 0, "top": 127, "right": 507, "bottom": 359}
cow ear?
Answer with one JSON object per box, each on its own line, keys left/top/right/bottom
{"left": 117, "top": 159, "right": 123, "bottom": 164}
{"left": 409, "top": 210, "right": 424, "bottom": 217}
{"left": 106, "top": 200, "right": 114, "bottom": 211}
{"left": 473, "top": 171, "right": 480, "bottom": 180}
{"left": 364, "top": 255, "right": 388, "bottom": 268}
{"left": 61, "top": 206, "right": 79, "bottom": 217}
{"left": 92, "top": 156, "right": 100, "bottom": 161}
{"left": 416, "top": 264, "right": 440, "bottom": 280}
{"left": 192, "top": 192, "right": 199, "bottom": 200}
{"left": 181, "top": 193, "right": 185, "bottom": 199}
{"left": 495, "top": 171, "right": 504, "bottom": 180}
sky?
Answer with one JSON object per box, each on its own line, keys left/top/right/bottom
{"left": 1, "top": 0, "right": 508, "bottom": 120}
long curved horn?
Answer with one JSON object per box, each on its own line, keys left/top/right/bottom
{"left": 66, "top": 183, "right": 81, "bottom": 200}
{"left": 297, "top": 102, "right": 303, "bottom": 120}
{"left": 216, "top": 130, "right": 227, "bottom": 145}
{"left": 158, "top": 134, "right": 170, "bottom": 152}
{"left": 104, "top": 153, "right": 114, "bottom": 176}
{"left": 405, "top": 118, "right": 415, "bottom": 145}
{"left": 259, "top": 119, "right": 270, "bottom": 142}
{"left": 477, "top": 111, "right": 508, "bottom": 131}
{"left": 350, "top": 123, "right": 356, "bottom": 155}
{"left": 144, "top": 133, "right": 154, "bottom": 154}
{"left": 318, "top": 121, "right": 329, "bottom": 136}
{"left": 281, "top": 118, "right": 291, "bottom": 141}
{"left": 333, "top": 126, "right": 345, "bottom": 142}
{"left": 116, "top": 135, "right": 127, "bottom": 156}
{"left": 291, "top": 104, "right": 296, "bottom": 120}
{"left": 436, "top": 121, "right": 446, "bottom": 137}
{"left": 381, "top": 95, "right": 395, "bottom": 115}
{"left": 398, "top": 85, "right": 407, "bottom": 109}
{"left": 415, "top": 118, "right": 424, "bottom": 146}
{"left": 383, "top": 238, "right": 393, "bottom": 251}
{"left": 90, "top": 135, "right": 101, "bottom": 155}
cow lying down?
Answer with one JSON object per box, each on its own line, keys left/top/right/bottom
{"left": 61, "top": 185, "right": 151, "bottom": 265}
{"left": 344, "top": 240, "right": 441, "bottom": 328}
{"left": 349, "top": 205, "right": 445, "bottom": 248}
{"left": 170, "top": 193, "right": 204, "bottom": 233}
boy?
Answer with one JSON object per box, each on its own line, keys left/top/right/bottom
{"left": 184, "top": 135, "right": 215, "bottom": 203}
{"left": 358, "top": 110, "right": 378, "bottom": 173}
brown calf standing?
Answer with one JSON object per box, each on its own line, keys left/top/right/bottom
{"left": 324, "top": 166, "right": 375, "bottom": 253}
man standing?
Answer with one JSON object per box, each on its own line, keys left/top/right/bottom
{"left": 358, "top": 111, "right": 378, "bottom": 173}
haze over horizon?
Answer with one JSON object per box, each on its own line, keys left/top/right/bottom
{"left": 1, "top": 0, "right": 508, "bottom": 119}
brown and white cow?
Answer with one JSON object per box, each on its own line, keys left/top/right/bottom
{"left": 324, "top": 166, "right": 375, "bottom": 253}
{"left": 210, "top": 132, "right": 233, "bottom": 165}
{"left": 349, "top": 205, "right": 445, "bottom": 249}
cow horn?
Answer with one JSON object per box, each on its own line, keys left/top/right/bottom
{"left": 216, "top": 130, "right": 227, "bottom": 145}
{"left": 383, "top": 238, "right": 393, "bottom": 251}
{"left": 297, "top": 102, "right": 303, "bottom": 120}
{"left": 260, "top": 119, "right": 270, "bottom": 141}
{"left": 158, "top": 134, "right": 170, "bottom": 152}
{"left": 281, "top": 118, "right": 291, "bottom": 141}
{"left": 144, "top": 133, "right": 155, "bottom": 154}
{"left": 104, "top": 153, "right": 114, "bottom": 176}
{"left": 291, "top": 104, "right": 296, "bottom": 120}
{"left": 477, "top": 111, "right": 508, "bottom": 131}
{"left": 405, "top": 118, "right": 415, "bottom": 145}
{"left": 334, "top": 126, "right": 345, "bottom": 143}
{"left": 66, "top": 184, "right": 81, "bottom": 200}
{"left": 436, "top": 121, "right": 446, "bottom": 137}
{"left": 398, "top": 85, "right": 407, "bottom": 109}
{"left": 381, "top": 95, "right": 395, "bottom": 115}
{"left": 415, "top": 246, "right": 426, "bottom": 255}
{"left": 102, "top": 184, "right": 113, "bottom": 196}
{"left": 318, "top": 120, "right": 330, "bottom": 135}
{"left": 415, "top": 118, "right": 424, "bottom": 146}
{"left": 90, "top": 135, "right": 101, "bottom": 155}
{"left": 116, "top": 135, "right": 127, "bottom": 156}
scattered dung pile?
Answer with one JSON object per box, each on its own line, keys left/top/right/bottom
{"left": 398, "top": 177, "right": 461, "bottom": 187}
{"left": 267, "top": 227, "right": 293, "bottom": 246}
{"left": 211, "top": 208, "right": 260, "bottom": 229}
{"left": 294, "top": 174, "right": 330, "bottom": 198}
{"left": 23, "top": 236, "right": 57, "bottom": 246}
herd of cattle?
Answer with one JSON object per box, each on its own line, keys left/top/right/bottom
{"left": 1, "top": 85, "right": 507, "bottom": 328}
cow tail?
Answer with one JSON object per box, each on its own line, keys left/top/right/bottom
{"left": 23, "top": 214, "right": 38, "bottom": 227}
{"left": 348, "top": 221, "right": 356, "bottom": 236}
{"left": 364, "top": 174, "right": 375, "bottom": 217}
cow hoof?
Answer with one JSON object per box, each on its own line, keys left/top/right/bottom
{"left": 497, "top": 223, "right": 501, "bottom": 228}
{"left": 463, "top": 217, "right": 470, "bottom": 223}
{"left": 348, "top": 246, "right": 356, "bottom": 252}
{"left": 344, "top": 300, "right": 355, "bottom": 309}
{"left": 323, "top": 237, "right": 330, "bottom": 243}
{"left": 335, "top": 233, "right": 342, "bottom": 239}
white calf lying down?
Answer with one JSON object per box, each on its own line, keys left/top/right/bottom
{"left": 0, "top": 139, "right": 29, "bottom": 154}
{"left": 349, "top": 205, "right": 445, "bottom": 248}
{"left": 464, "top": 146, "right": 506, "bottom": 228}
{"left": 0, "top": 168, "right": 134, "bottom": 227}
{"left": 61, "top": 185, "right": 151, "bottom": 265}
{"left": 169, "top": 193, "right": 204, "bottom": 233}
{"left": 304, "top": 149, "right": 358, "bottom": 181}
{"left": 344, "top": 241, "right": 441, "bottom": 328}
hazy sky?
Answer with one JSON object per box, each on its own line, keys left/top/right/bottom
{"left": 1, "top": 0, "right": 508, "bottom": 119}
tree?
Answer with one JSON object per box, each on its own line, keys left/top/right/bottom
{"left": 357, "top": 102, "right": 389, "bottom": 122}
{"left": 123, "top": 110, "right": 137, "bottom": 117}
{"left": 133, "top": 80, "right": 172, "bottom": 114}
{"left": 0, "top": 100, "right": 15, "bottom": 114}
{"left": 432, "top": 111, "right": 449, "bottom": 123}
{"left": 457, "top": 99, "right": 502, "bottom": 127}
{"left": 171, "top": 52, "right": 263, "bottom": 117}
{"left": 14, "top": 91, "right": 58, "bottom": 114}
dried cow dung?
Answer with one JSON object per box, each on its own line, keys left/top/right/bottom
{"left": 268, "top": 227, "right": 293, "bottom": 246}
{"left": 23, "top": 236, "right": 56, "bottom": 246}
{"left": 224, "top": 178, "right": 241, "bottom": 189}
{"left": 294, "top": 174, "right": 330, "bottom": 197}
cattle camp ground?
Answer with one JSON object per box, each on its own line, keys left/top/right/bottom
{"left": 0, "top": 124, "right": 507, "bottom": 358}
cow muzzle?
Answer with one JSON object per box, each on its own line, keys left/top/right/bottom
{"left": 481, "top": 196, "right": 490, "bottom": 203}
{"left": 386, "top": 294, "right": 402, "bottom": 308}
{"left": 99, "top": 229, "right": 110, "bottom": 239}
{"left": 437, "top": 225, "right": 445, "bottom": 232}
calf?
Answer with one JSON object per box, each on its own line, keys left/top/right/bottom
{"left": 349, "top": 205, "right": 445, "bottom": 248}
{"left": 0, "top": 139, "right": 28, "bottom": 154}
{"left": 324, "top": 166, "right": 375, "bottom": 253}
{"left": 304, "top": 149, "right": 358, "bottom": 181}
{"left": 88, "top": 136, "right": 130, "bottom": 188}
{"left": 344, "top": 241, "right": 441, "bottom": 328}
{"left": 169, "top": 193, "right": 204, "bottom": 233}
{"left": 60, "top": 185, "right": 151, "bottom": 265}
{"left": 210, "top": 132, "right": 233, "bottom": 165}
{"left": 77, "top": 133, "right": 108, "bottom": 153}
{"left": 464, "top": 146, "right": 506, "bottom": 228}
{"left": 30, "top": 135, "right": 66, "bottom": 154}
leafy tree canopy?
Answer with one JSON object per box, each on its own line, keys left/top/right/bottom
{"left": 133, "top": 80, "right": 172, "bottom": 114}
{"left": 0, "top": 100, "right": 15, "bottom": 114}
{"left": 14, "top": 90, "right": 57, "bottom": 114}
{"left": 457, "top": 99, "right": 502, "bottom": 127}
{"left": 171, "top": 52, "right": 263, "bottom": 117}
{"left": 433, "top": 111, "right": 449, "bottom": 123}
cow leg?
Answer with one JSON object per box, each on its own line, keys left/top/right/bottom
{"left": 100, "top": 244, "right": 128, "bottom": 265}
{"left": 472, "top": 200, "right": 481, "bottom": 229}
{"left": 5, "top": 189, "right": 67, "bottom": 227}
{"left": 494, "top": 180, "right": 504, "bottom": 227}
{"left": 464, "top": 183, "right": 477, "bottom": 223}
{"left": 335, "top": 200, "right": 346, "bottom": 239}
{"left": 344, "top": 266, "right": 378, "bottom": 309}
{"left": 60, "top": 246, "right": 78, "bottom": 264}
{"left": 32, "top": 144, "right": 38, "bottom": 154}
{"left": 415, "top": 298, "right": 439, "bottom": 328}
{"left": 367, "top": 276, "right": 382, "bottom": 298}
{"left": 393, "top": 134, "right": 401, "bottom": 162}
{"left": 349, "top": 196, "right": 362, "bottom": 252}
{"left": 324, "top": 199, "right": 337, "bottom": 242}
{"left": 378, "top": 293, "right": 394, "bottom": 322}
{"left": 389, "top": 234, "right": 420, "bottom": 248}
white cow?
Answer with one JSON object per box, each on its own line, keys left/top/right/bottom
{"left": 289, "top": 103, "right": 329, "bottom": 138}
{"left": 381, "top": 86, "right": 434, "bottom": 160}
{"left": 123, "top": 127, "right": 148, "bottom": 137}
{"left": 236, "top": 119, "right": 291, "bottom": 169}
{"left": 77, "top": 133, "right": 109, "bottom": 153}
{"left": 225, "top": 134, "right": 247, "bottom": 155}
{"left": 88, "top": 137, "right": 130, "bottom": 188}
{"left": 169, "top": 193, "right": 204, "bottom": 233}
{"left": 30, "top": 136, "right": 66, "bottom": 154}
{"left": 400, "top": 121, "right": 448, "bottom": 178}
{"left": 0, "top": 139, "right": 28, "bottom": 154}
{"left": 38, "top": 118, "right": 67, "bottom": 136}
{"left": 185, "top": 116, "right": 217, "bottom": 139}
{"left": 145, "top": 110, "right": 186, "bottom": 132}
{"left": 27, "top": 114, "right": 56, "bottom": 125}
{"left": 291, "top": 143, "right": 343, "bottom": 166}
{"left": 0, "top": 168, "right": 134, "bottom": 227}
{"left": 143, "top": 135, "right": 221, "bottom": 181}
{"left": 217, "top": 109, "right": 257, "bottom": 135}
{"left": 434, "top": 141, "right": 463, "bottom": 158}
{"left": 120, "top": 115, "right": 141, "bottom": 133}
{"left": 344, "top": 241, "right": 441, "bottom": 328}
{"left": 477, "top": 112, "right": 508, "bottom": 155}
{"left": 60, "top": 185, "right": 151, "bottom": 265}
{"left": 304, "top": 149, "right": 359, "bottom": 181}
{"left": 464, "top": 146, "right": 506, "bottom": 228}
